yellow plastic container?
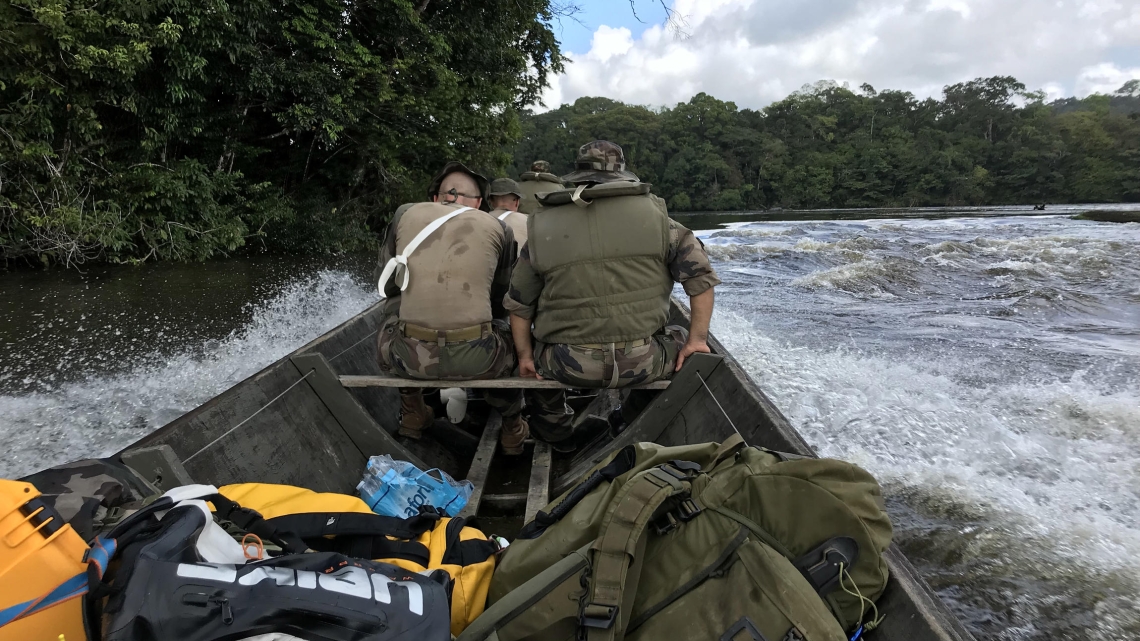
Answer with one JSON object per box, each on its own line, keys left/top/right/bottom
{"left": 0, "top": 480, "right": 89, "bottom": 641}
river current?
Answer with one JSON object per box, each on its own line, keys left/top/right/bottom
{"left": 1, "top": 211, "right": 1138, "bottom": 640}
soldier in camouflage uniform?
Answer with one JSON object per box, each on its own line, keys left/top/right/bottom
{"left": 505, "top": 141, "right": 721, "bottom": 447}
{"left": 376, "top": 162, "right": 529, "bottom": 454}
{"left": 516, "top": 160, "right": 565, "bottom": 215}
{"left": 487, "top": 178, "right": 528, "bottom": 257}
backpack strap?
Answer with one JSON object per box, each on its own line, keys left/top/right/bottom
{"left": 580, "top": 460, "right": 700, "bottom": 641}
{"left": 518, "top": 446, "right": 637, "bottom": 540}
{"left": 266, "top": 511, "right": 439, "bottom": 541}
{"left": 703, "top": 433, "right": 747, "bottom": 472}
{"left": 209, "top": 493, "right": 308, "bottom": 553}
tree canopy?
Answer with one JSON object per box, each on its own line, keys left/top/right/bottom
{"left": 0, "top": 0, "right": 564, "bottom": 266}
{"left": 510, "top": 78, "right": 1140, "bottom": 211}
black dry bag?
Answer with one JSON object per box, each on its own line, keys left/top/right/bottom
{"left": 92, "top": 500, "right": 452, "bottom": 641}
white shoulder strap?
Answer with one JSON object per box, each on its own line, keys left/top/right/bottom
{"left": 498, "top": 210, "right": 512, "bottom": 221}
{"left": 378, "top": 206, "right": 473, "bottom": 298}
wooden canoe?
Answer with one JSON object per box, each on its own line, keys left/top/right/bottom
{"left": 117, "top": 298, "right": 975, "bottom": 641}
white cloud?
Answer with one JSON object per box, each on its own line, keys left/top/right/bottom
{"left": 538, "top": 0, "right": 1140, "bottom": 111}
{"left": 587, "top": 25, "right": 634, "bottom": 63}
{"left": 1075, "top": 62, "right": 1140, "bottom": 96}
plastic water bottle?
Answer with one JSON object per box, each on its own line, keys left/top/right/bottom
{"left": 357, "top": 459, "right": 389, "bottom": 508}
{"left": 357, "top": 473, "right": 383, "bottom": 500}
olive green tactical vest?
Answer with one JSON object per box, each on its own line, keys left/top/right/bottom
{"left": 527, "top": 182, "right": 672, "bottom": 344}
{"left": 517, "top": 172, "right": 564, "bottom": 215}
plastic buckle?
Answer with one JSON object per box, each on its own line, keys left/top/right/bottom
{"left": 662, "top": 460, "right": 701, "bottom": 479}
{"left": 652, "top": 512, "right": 680, "bottom": 535}
{"left": 676, "top": 498, "right": 702, "bottom": 522}
{"left": 580, "top": 603, "right": 618, "bottom": 630}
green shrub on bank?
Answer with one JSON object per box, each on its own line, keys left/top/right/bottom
{"left": 0, "top": 0, "right": 563, "bottom": 266}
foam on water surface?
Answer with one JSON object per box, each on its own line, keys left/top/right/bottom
{"left": 707, "top": 215, "right": 1140, "bottom": 639}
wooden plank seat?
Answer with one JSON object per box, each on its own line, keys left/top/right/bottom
{"left": 339, "top": 376, "right": 672, "bottom": 390}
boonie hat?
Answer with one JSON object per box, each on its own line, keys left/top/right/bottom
{"left": 561, "top": 141, "right": 639, "bottom": 185}
{"left": 489, "top": 178, "right": 523, "bottom": 198}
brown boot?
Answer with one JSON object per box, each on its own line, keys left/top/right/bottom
{"left": 399, "top": 390, "right": 434, "bottom": 439}
{"left": 500, "top": 414, "right": 529, "bottom": 456}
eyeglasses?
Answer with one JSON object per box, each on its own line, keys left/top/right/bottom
{"left": 437, "top": 188, "right": 480, "bottom": 203}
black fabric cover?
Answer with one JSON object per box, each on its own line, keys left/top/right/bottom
{"left": 99, "top": 504, "right": 451, "bottom": 641}
{"left": 21, "top": 457, "right": 155, "bottom": 540}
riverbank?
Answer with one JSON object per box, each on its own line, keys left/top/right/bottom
{"left": 670, "top": 202, "right": 1140, "bottom": 230}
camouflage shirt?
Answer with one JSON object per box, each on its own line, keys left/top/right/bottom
{"left": 505, "top": 219, "right": 721, "bottom": 320}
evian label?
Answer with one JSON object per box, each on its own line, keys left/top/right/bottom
{"left": 176, "top": 563, "right": 425, "bottom": 615}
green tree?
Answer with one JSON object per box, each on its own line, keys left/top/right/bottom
{"left": 511, "top": 78, "right": 1140, "bottom": 211}
{"left": 0, "top": 0, "right": 564, "bottom": 266}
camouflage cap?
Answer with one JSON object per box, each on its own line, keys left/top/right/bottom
{"left": 426, "top": 161, "right": 490, "bottom": 209}
{"left": 489, "top": 178, "right": 523, "bottom": 198}
{"left": 530, "top": 160, "right": 551, "bottom": 173}
{"left": 561, "top": 140, "right": 639, "bottom": 185}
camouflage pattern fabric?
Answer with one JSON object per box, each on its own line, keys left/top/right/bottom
{"left": 534, "top": 325, "right": 689, "bottom": 389}
{"left": 525, "top": 389, "right": 574, "bottom": 444}
{"left": 21, "top": 458, "right": 157, "bottom": 540}
{"left": 667, "top": 222, "right": 722, "bottom": 296}
{"left": 377, "top": 314, "right": 523, "bottom": 417}
{"left": 560, "top": 140, "right": 640, "bottom": 184}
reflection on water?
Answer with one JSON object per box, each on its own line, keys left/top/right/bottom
{"left": 0, "top": 210, "right": 1138, "bottom": 640}
{"left": 703, "top": 214, "right": 1140, "bottom": 640}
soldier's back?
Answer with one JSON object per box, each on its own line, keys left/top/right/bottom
{"left": 395, "top": 202, "right": 505, "bottom": 330}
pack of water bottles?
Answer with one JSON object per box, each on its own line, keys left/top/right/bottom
{"left": 356, "top": 455, "right": 474, "bottom": 519}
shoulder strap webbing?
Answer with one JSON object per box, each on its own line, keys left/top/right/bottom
{"left": 378, "top": 205, "right": 473, "bottom": 298}
{"left": 209, "top": 493, "right": 308, "bottom": 553}
{"left": 305, "top": 535, "right": 431, "bottom": 566}
{"left": 266, "top": 511, "right": 439, "bottom": 541}
{"left": 580, "top": 461, "right": 699, "bottom": 641}
{"left": 498, "top": 210, "right": 512, "bottom": 221}
{"left": 703, "top": 434, "right": 747, "bottom": 472}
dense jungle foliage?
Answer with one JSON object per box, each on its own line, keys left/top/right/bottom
{"left": 0, "top": 0, "right": 563, "bottom": 266}
{"left": 510, "top": 78, "right": 1140, "bottom": 212}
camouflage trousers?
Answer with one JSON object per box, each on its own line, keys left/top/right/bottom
{"left": 377, "top": 315, "right": 522, "bottom": 417}
{"left": 534, "top": 326, "right": 688, "bottom": 388}
{"left": 531, "top": 326, "right": 688, "bottom": 433}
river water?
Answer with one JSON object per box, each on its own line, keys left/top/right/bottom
{"left": 2, "top": 209, "right": 1138, "bottom": 640}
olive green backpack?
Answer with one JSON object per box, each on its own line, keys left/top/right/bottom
{"left": 460, "top": 437, "right": 892, "bottom": 641}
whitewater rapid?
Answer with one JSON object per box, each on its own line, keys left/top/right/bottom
{"left": 701, "top": 215, "right": 1140, "bottom": 640}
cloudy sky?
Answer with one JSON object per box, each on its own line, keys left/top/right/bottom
{"left": 539, "top": 0, "right": 1140, "bottom": 111}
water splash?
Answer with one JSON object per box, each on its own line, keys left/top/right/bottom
{"left": 0, "top": 270, "right": 377, "bottom": 479}
{"left": 705, "top": 215, "right": 1140, "bottom": 640}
